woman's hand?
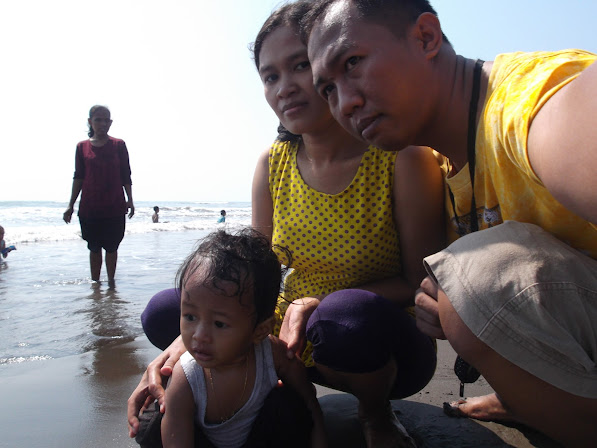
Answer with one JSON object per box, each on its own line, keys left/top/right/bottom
{"left": 279, "top": 297, "right": 321, "bottom": 359}
{"left": 126, "top": 336, "right": 185, "bottom": 437}
{"left": 415, "top": 276, "right": 446, "bottom": 339}
{"left": 63, "top": 207, "right": 74, "bottom": 224}
{"left": 127, "top": 201, "right": 135, "bottom": 219}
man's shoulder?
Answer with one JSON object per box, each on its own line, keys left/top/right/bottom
{"left": 491, "top": 50, "right": 596, "bottom": 86}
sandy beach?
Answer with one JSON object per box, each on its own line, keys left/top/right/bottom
{"left": 0, "top": 206, "right": 562, "bottom": 447}
{"left": 0, "top": 336, "right": 561, "bottom": 448}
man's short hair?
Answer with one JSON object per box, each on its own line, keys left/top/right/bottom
{"left": 301, "top": 0, "right": 449, "bottom": 44}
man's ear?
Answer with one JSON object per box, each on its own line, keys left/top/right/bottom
{"left": 412, "top": 12, "right": 443, "bottom": 59}
{"left": 252, "top": 316, "right": 275, "bottom": 343}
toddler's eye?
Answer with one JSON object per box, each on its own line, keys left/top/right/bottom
{"left": 215, "top": 321, "right": 227, "bottom": 329}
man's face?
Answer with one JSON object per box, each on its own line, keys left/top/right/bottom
{"left": 308, "top": 0, "right": 433, "bottom": 150}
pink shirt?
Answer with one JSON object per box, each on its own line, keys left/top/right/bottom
{"left": 73, "top": 137, "right": 132, "bottom": 219}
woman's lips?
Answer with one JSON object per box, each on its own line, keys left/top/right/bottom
{"left": 282, "top": 102, "right": 307, "bottom": 116}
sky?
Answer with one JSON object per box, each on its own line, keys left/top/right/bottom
{"left": 1, "top": 0, "right": 596, "bottom": 203}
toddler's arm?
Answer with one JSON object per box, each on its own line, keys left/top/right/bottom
{"left": 271, "top": 335, "right": 328, "bottom": 448}
{"left": 161, "top": 361, "right": 195, "bottom": 448}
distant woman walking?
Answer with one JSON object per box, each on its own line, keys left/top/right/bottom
{"left": 63, "top": 105, "right": 134, "bottom": 288}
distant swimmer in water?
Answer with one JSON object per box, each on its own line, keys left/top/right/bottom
{"left": 217, "top": 209, "right": 226, "bottom": 223}
{"left": 0, "top": 225, "right": 16, "bottom": 258}
{"left": 152, "top": 206, "right": 159, "bottom": 223}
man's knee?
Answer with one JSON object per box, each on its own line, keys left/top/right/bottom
{"left": 437, "top": 288, "right": 491, "bottom": 363}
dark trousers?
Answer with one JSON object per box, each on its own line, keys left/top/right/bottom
{"left": 136, "top": 384, "right": 313, "bottom": 448}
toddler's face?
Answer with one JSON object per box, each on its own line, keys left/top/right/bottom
{"left": 180, "top": 272, "right": 256, "bottom": 369}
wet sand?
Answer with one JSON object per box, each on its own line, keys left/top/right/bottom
{"left": 0, "top": 337, "right": 561, "bottom": 447}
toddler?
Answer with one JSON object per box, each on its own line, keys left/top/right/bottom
{"left": 160, "top": 228, "right": 325, "bottom": 448}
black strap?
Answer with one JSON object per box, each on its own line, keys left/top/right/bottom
{"left": 448, "top": 59, "right": 484, "bottom": 235}
{"left": 450, "top": 59, "right": 485, "bottom": 397}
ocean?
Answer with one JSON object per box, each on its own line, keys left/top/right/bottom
{"left": 0, "top": 200, "right": 251, "bottom": 370}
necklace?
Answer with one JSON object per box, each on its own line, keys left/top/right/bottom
{"left": 206, "top": 354, "right": 249, "bottom": 423}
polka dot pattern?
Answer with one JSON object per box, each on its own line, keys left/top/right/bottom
{"left": 269, "top": 140, "right": 401, "bottom": 300}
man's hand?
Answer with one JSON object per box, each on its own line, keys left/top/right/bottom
{"left": 279, "top": 297, "right": 320, "bottom": 359}
{"left": 126, "top": 336, "right": 185, "bottom": 437}
{"left": 415, "top": 276, "right": 446, "bottom": 339}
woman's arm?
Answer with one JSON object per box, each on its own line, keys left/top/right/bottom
{"left": 357, "top": 146, "right": 445, "bottom": 307}
{"left": 251, "top": 149, "right": 274, "bottom": 241}
{"left": 63, "top": 179, "right": 83, "bottom": 223}
{"left": 271, "top": 336, "right": 327, "bottom": 448}
{"left": 127, "top": 336, "right": 186, "bottom": 437}
{"left": 161, "top": 361, "right": 195, "bottom": 448}
{"left": 123, "top": 184, "right": 135, "bottom": 218}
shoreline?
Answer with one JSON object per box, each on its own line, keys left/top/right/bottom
{"left": 0, "top": 337, "right": 560, "bottom": 447}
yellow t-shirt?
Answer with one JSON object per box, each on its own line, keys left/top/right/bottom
{"left": 446, "top": 50, "right": 597, "bottom": 258}
{"left": 268, "top": 140, "right": 401, "bottom": 365}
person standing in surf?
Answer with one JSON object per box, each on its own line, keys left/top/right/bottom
{"left": 63, "top": 105, "right": 135, "bottom": 288}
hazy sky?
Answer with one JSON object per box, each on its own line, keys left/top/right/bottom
{"left": 2, "top": 0, "right": 596, "bottom": 203}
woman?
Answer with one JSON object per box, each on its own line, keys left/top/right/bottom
{"left": 129, "top": 2, "right": 444, "bottom": 446}
{"left": 63, "top": 105, "right": 134, "bottom": 288}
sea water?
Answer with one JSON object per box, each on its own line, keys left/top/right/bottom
{"left": 0, "top": 200, "right": 251, "bottom": 371}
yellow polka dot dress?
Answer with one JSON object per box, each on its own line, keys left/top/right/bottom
{"left": 268, "top": 140, "right": 401, "bottom": 365}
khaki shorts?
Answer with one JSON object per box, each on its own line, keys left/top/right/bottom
{"left": 424, "top": 221, "right": 597, "bottom": 398}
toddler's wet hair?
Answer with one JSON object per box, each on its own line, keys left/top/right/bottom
{"left": 176, "top": 228, "right": 291, "bottom": 324}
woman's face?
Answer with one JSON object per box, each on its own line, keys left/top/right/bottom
{"left": 258, "top": 26, "right": 334, "bottom": 135}
{"left": 88, "top": 108, "right": 112, "bottom": 138}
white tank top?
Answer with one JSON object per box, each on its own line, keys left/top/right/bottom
{"left": 180, "top": 337, "right": 278, "bottom": 448}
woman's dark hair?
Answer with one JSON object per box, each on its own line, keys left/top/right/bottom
{"left": 175, "top": 228, "right": 291, "bottom": 326}
{"left": 87, "top": 105, "right": 110, "bottom": 138}
{"left": 251, "top": 1, "right": 313, "bottom": 144}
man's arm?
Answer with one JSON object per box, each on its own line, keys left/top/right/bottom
{"left": 528, "top": 61, "right": 597, "bottom": 224}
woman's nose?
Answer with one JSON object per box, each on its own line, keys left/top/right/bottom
{"left": 277, "top": 75, "right": 298, "bottom": 99}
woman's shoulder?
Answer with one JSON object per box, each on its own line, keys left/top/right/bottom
{"left": 269, "top": 139, "right": 297, "bottom": 165}
{"left": 270, "top": 138, "right": 296, "bottom": 153}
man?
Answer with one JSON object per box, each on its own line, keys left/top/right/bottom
{"left": 303, "top": 0, "right": 597, "bottom": 445}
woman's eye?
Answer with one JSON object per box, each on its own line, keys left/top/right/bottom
{"left": 263, "top": 73, "right": 278, "bottom": 84}
{"left": 215, "top": 321, "right": 227, "bottom": 329}
{"left": 295, "top": 60, "right": 310, "bottom": 71}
